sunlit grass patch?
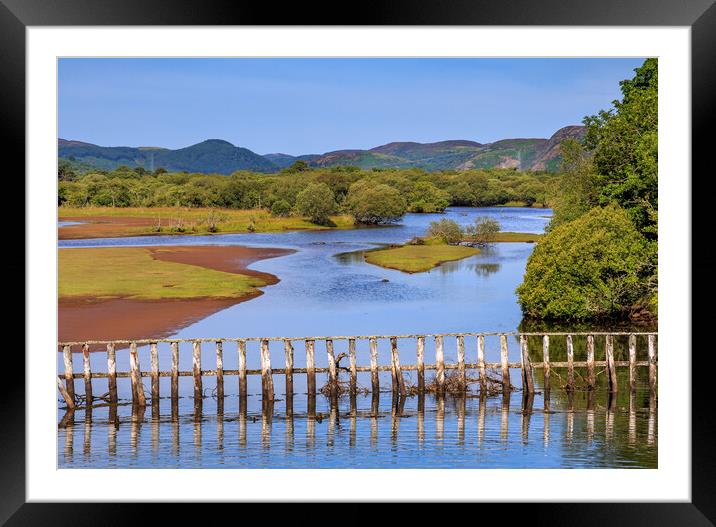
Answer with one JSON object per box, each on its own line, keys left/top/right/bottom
{"left": 364, "top": 244, "right": 479, "bottom": 273}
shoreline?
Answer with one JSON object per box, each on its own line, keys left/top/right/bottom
{"left": 59, "top": 245, "right": 293, "bottom": 350}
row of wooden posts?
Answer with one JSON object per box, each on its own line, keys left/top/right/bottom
{"left": 57, "top": 332, "right": 658, "bottom": 410}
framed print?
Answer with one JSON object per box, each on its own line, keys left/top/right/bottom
{"left": 3, "top": 0, "right": 714, "bottom": 523}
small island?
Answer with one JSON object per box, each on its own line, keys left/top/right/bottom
{"left": 365, "top": 244, "right": 480, "bottom": 273}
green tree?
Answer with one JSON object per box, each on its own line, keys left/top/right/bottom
{"left": 547, "top": 138, "right": 598, "bottom": 229}
{"left": 345, "top": 181, "right": 407, "bottom": 224}
{"left": 270, "top": 199, "right": 291, "bottom": 217}
{"left": 517, "top": 205, "right": 652, "bottom": 320}
{"left": 426, "top": 218, "right": 463, "bottom": 245}
{"left": 408, "top": 181, "right": 450, "bottom": 213}
{"left": 295, "top": 183, "right": 336, "bottom": 225}
{"left": 464, "top": 216, "right": 500, "bottom": 246}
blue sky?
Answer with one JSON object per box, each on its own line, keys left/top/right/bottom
{"left": 58, "top": 58, "right": 645, "bottom": 156}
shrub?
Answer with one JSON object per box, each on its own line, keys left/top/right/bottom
{"left": 295, "top": 183, "right": 336, "bottom": 225}
{"left": 270, "top": 199, "right": 291, "bottom": 217}
{"left": 516, "top": 205, "right": 651, "bottom": 320}
{"left": 426, "top": 218, "right": 463, "bottom": 245}
{"left": 407, "top": 181, "right": 450, "bottom": 213}
{"left": 464, "top": 216, "right": 500, "bottom": 246}
{"left": 345, "top": 181, "right": 407, "bottom": 224}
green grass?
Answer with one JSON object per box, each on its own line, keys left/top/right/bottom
{"left": 59, "top": 247, "right": 266, "bottom": 300}
{"left": 498, "top": 201, "right": 548, "bottom": 208}
{"left": 492, "top": 232, "right": 543, "bottom": 242}
{"left": 364, "top": 244, "right": 480, "bottom": 273}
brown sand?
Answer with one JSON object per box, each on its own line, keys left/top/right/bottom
{"left": 59, "top": 245, "right": 293, "bottom": 350}
{"left": 59, "top": 216, "right": 157, "bottom": 240}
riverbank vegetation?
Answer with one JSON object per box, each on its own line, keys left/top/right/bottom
{"left": 517, "top": 59, "right": 658, "bottom": 322}
{"left": 364, "top": 244, "right": 480, "bottom": 273}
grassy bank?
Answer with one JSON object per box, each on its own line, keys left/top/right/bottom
{"left": 58, "top": 206, "right": 355, "bottom": 239}
{"left": 364, "top": 244, "right": 480, "bottom": 273}
{"left": 492, "top": 232, "right": 542, "bottom": 242}
{"left": 59, "top": 247, "right": 268, "bottom": 301}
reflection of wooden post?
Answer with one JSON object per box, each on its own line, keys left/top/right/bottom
{"left": 129, "top": 342, "right": 146, "bottom": 406}
{"left": 284, "top": 339, "right": 294, "bottom": 398}
{"left": 62, "top": 345, "right": 74, "bottom": 401}
{"left": 369, "top": 338, "right": 379, "bottom": 394}
{"left": 520, "top": 335, "right": 534, "bottom": 394}
{"left": 500, "top": 335, "right": 510, "bottom": 393}
{"left": 170, "top": 342, "right": 179, "bottom": 401}
{"left": 542, "top": 335, "right": 550, "bottom": 391}
{"left": 477, "top": 335, "right": 486, "bottom": 392}
{"left": 306, "top": 340, "right": 316, "bottom": 396}
{"left": 435, "top": 336, "right": 445, "bottom": 393}
{"left": 215, "top": 340, "right": 224, "bottom": 400}
{"left": 348, "top": 339, "right": 357, "bottom": 395}
{"left": 628, "top": 334, "right": 637, "bottom": 392}
{"left": 82, "top": 344, "right": 93, "bottom": 405}
{"left": 260, "top": 339, "right": 274, "bottom": 401}
{"left": 648, "top": 335, "right": 657, "bottom": 393}
{"left": 150, "top": 342, "right": 160, "bottom": 403}
{"left": 238, "top": 340, "right": 247, "bottom": 399}
{"left": 566, "top": 335, "right": 574, "bottom": 391}
{"left": 390, "top": 337, "right": 406, "bottom": 397}
{"left": 456, "top": 335, "right": 466, "bottom": 389}
{"left": 192, "top": 341, "right": 202, "bottom": 402}
{"left": 107, "top": 343, "right": 117, "bottom": 404}
{"left": 586, "top": 335, "right": 595, "bottom": 389}
{"left": 606, "top": 335, "right": 617, "bottom": 392}
{"left": 416, "top": 336, "right": 425, "bottom": 392}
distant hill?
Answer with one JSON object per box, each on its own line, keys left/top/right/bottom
{"left": 58, "top": 126, "right": 585, "bottom": 174}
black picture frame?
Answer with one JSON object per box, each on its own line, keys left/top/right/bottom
{"left": 3, "top": 0, "right": 713, "bottom": 523}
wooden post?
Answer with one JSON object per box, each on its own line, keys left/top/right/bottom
{"left": 542, "top": 335, "right": 550, "bottom": 391}
{"left": 390, "top": 337, "right": 406, "bottom": 397}
{"left": 648, "top": 334, "right": 657, "bottom": 393}
{"left": 435, "top": 336, "right": 445, "bottom": 393}
{"left": 57, "top": 377, "right": 75, "bottom": 409}
{"left": 566, "top": 335, "right": 575, "bottom": 391}
{"left": 477, "top": 335, "right": 486, "bottom": 392}
{"left": 61, "top": 345, "right": 76, "bottom": 408}
{"left": 326, "top": 339, "right": 338, "bottom": 396}
{"left": 284, "top": 339, "right": 294, "bottom": 397}
{"left": 214, "top": 340, "right": 224, "bottom": 400}
{"left": 348, "top": 338, "right": 357, "bottom": 396}
{"left": 150, "top": 342, "right": 159, "bottom": 403}
{"left": 369, "top": 337, "right": 379, "bottom": 393}
{"left": 238, "top": 340, "right": 247, "bottom": 398}
{"left": 586, "top": 335, "right": 595, "bottom": 389}
{"left": 82, "top": 344, "right": 93, "bottom": 404}
{"left": 306, "top": 339, "right": 316, "bottom": 396}
{"left": 260, "top": 339, "right": 274, "bottom": 401}
{"left": 192, "top": 341, "right": 202, "bottom": 402}
{"left": 628, "top": 334, "right": 637, "bottom": 392}
{"left": 129, "top": 342, "right": 146, "bottom": 406}
{"left": 606, "top": 334, "right": 617, "bottom": 393}
{"left": 416, "top": 336, "right": 425, "bottom": 392}
{"left": 520, "top": 335, "right": 534, "bottom": 394}
{"left": 170, "top": 342, "right": 179, "bottom": 401}
{"left": 456, "top": 335, "right": 466, "bottom": 389}
{"left": 107, "top": 343, "right": 117, "bottom": 404}
{"left": 500, "top": 334, "right": 510, "bottom": 393}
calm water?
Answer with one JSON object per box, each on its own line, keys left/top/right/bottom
{"left": 58, "top": 207, "right": 658, "bottom": 468}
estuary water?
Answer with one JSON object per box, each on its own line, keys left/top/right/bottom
{"left": 57, "top": 207, "right": 658, "bottom": 469}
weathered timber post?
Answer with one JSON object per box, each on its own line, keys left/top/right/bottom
{"left": 542, "top": 335, "right": 550, "bottom": 391}
{"left": 284, "top": 339, "right": 294, "bottom": 398}
{"left": 369, "top": 337, "right": 379, "bottom": 393}
{"left": 150, "top": 342, "right": 159, "bottom": 403}
{"left": 648, "top": 334, "right": 657, "bottom": 393}
{"left": 586, "top": 335, "right": 595, "bottom": 389}
{"left": 628, "top": 334, "right": 637, "bottom": 392}
{"left": 260, "top": 339, "right": 274, "bottom": 401}
{"left": 326, "top": 339, "right": 338, "bottom": 396}
{"left": 500, "top": 334, "right": 510, "bottom": 393}
{"left": 238, "top": 340, "right": 247, "bottom": 399}
{"left": 566, "top": 335, "right": 575, "bottom": 391}
{"left": 129, "top": 342, "right": 146, "bottom": 406}
{"left": 477, "top": 335, "right": 486, "bottom": 392}
{"left": 107, "top": 343, "right": 117, "bottom": 404}
{"left": 57, "top": 377, "right": 75, "bottom": 409}
{"left": 82, "top": 344, "right": 93, "bottom": 404}
{"left": 520, "top": 335, "right": 535, "bottom": 394}
{"left": 435, "top": 335, "right": 445, "bottom": 393}
{"left": 306, "top": 339, "right": 316, "bottom": 396}
{"left": 170, "top": 342, "right": 179, "bottom": 401}
{"left": 456, "top": 335, "right": 466, "bottom": 389}
{"left": 390, "top": 337, "right": 406, "bottom": 397}
{"left": 605, "top": 334, "right": 617, "bottom": 393}
{"left": 348, "top": 338, "right": 357, "bottom": 395}
{"left": 62, "top": 345, "right": 74, "bottom": 401}
{"left": 192, "top": 341, "right": 202, "bottom": 402}
{"left": 416, "top": 336, "right": 425, "bottom": 392}
{"left": 215, "top": 340, "right": 224, "bottom": 400}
